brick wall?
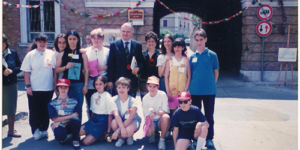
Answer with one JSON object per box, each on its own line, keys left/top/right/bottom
{"left": 2, "top": 0, "right": 21, "bottom": 52}
{"left": 241, "top": 7, "right": 298, "bottom": 71}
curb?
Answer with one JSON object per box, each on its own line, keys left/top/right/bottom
{"left": 2, "top": 112, "right": 28, "bottom": 127}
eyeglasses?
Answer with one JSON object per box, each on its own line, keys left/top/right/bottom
{"left": 67, "top": 31, "right": 78, "bottom": 35}
{"left": 178, "top": 99, "right": 190, "bottom": 104}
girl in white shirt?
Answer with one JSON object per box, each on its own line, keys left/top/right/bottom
{"left": 79, "top": 75, "right": 118, "bottom": 145}
{"left": 84, "top": 28, "right": 110, "bottom": 118}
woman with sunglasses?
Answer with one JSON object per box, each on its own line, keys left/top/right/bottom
{"left": 53, "top": 33, "right": 67, "bottom": 96}
{"left": 171, "top": 91, "right": 209, "bottom": 150}
{"left": 55, "top": 30, "right": 89, "bottom": 121}
{"left": 21, "top": 33, "right": 55, "bottom": 140}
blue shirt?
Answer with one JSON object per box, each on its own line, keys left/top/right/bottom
{"left": 48, "top": 97, "right": 79, "bottom": 119}
{"left": 171, "top": 105, "right": 206, "bottom": 135}
{"left": 189, "top": 48, "right": 219, "bottom": 95}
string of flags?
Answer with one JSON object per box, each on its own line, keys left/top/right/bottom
{"left": 54, "top": 0, "right": 145, "bottom": 18}
{"left": 2, "top": 0, "right": 298, "bottom": 33}
{"left": 2, "top": 0, "right": 43, "bottom": 8}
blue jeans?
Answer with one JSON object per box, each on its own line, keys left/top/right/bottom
{"left": 68, "top": 82, "right": 84, "bottom": 121}
{"left": 191, "top": 95, "right": 215, "bottom": 140}
{"left": 159, "top": 76, "right": 166, "bottom": 92}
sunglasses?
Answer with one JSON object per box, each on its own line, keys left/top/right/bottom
{"left": 67, "top": 30, "right": 78, "bottom": 35}
{"left": 178, "top": 99, "right": 190, "bottom": 104}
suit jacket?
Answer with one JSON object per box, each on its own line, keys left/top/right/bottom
{"left": 107, "top": 39, "right": 143, "bottom": 88}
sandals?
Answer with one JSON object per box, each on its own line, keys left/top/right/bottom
{"left": 72, "top": 140, "right": 80, "bottom": 150}
{"left": 7, "top": 129, "right": 21, "bottom": 137}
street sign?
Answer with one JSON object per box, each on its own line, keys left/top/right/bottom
{"left": 128, "top": 9, "right": 144, "bottom": 26}
{"left": 256, "top": 21, "right": 272, "bottom": 37}
{"left": 257, "top": 4, "right": 273, "bottom": 20}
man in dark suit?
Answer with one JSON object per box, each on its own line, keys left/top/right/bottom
{"left": 107, "top": 22, "right": 143, "bottom": 97}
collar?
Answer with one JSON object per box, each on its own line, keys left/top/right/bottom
{"left": 3, "top": 48, "right": 11, "bottom": 56}
{"left": 122, "top": 39, "right": 131, "bottom": 45}
{"left": 195, "top": 48, "right": 208, "bottom": 55}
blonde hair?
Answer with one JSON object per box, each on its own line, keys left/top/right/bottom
{"left": 90, "top": 28, "right": 104, "bottom": 39}
{"left": 115, "top": 77, "right": 131, "bottom": 88}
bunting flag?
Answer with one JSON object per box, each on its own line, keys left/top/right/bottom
{"left": 3, "top": 1, "right": 43, "bottom": 8}
{"left": 54, "top": 0, "right": 145, "bottom": 18}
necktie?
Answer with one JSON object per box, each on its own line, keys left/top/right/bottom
{"left": 125, "top": 42, "right": 130, "bottom": 61}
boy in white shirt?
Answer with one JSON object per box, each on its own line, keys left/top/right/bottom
{"left": 142, "top": 76, "right": 170, "bottom": 150}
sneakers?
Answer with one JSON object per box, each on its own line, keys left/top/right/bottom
{"left": 33, "top": 129, "right": 42, "bottom": 140}
{"left": 41, "top": 131, "right": 48, "bottom": 139}
{"left": 148, "top": 132, "right": 155, "bottom": 143}
{"left": 205, "top": 140, "right": 215, "bottom": 148}
{"left": 115, "top": 139, "right": 125, "bottom": 147}
{"left": 127, "top": 137, "right": 134, "bottom": 145}
{"left": 7, "top": 129, "right": 21, "bottom": 137}
{"left": 158, "top": 138, "right": 166, "bottom": 150}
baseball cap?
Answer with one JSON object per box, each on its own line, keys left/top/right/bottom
{"left": 147, "top": 76, "right": 160, "bottom": 85}
{"left": 177, "top": 91, "right": 191, "bottom": 100}
{"left": 56, "top": 79, "right": 71, "bottom": 86}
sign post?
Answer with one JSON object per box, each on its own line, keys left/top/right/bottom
{"left": 128, "top": 9, "right": 144, "bottom": 26}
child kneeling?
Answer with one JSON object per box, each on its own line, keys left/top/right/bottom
{"left": 110, "top": 77, "right": 142, "bottom": 147}
{"left": 48, "top": 79, "right": 81, "bottom": 149}
{"left": 142, "top": 76, "right": 170, "bottom": 150}
{"left": 171, "top": 91, "right": 209, "bottom": 150}
{"left": 79, "top": 76, "right": 118, "bottom": 145}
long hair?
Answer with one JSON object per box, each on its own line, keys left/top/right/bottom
{"left": 65, "top": 30, "right": 81, "bottom": 52}
{"left": 172, "top": 38, "right": 187, "bottom": 55}
{"left": 160, "top": 34, "right": 174, "bottom": 55}
{"left": 54, "top": 33, "right": 66, "bottom": 52}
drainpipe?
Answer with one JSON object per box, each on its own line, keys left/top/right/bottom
{"left": 261, "top": 37, "right": 265, "bottom": 82}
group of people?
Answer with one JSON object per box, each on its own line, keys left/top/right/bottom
{"left": 2, "top": 22, "right": 219, "bottom": 150}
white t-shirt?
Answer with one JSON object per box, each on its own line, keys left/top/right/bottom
{"left": 21, "top": 49, "right": 54, "bottom": 91}
{"left": 157, "top": 54, "right": 174, "bottom": 67}
{"left": 142, "top": 90, "right": 170, "bottom": 121}
{"left": 120, "top": 98, "right": 129, "bottom": 116}
{"left": 52, "top": 51, "right": 63, "bottom": 79}
{"left": 86, "top": 46, "right": 110, "bottom": 89}
{"left": 90, "top": 91, "right": 117, "bottom": 114}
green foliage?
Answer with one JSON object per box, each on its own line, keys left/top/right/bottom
{"left": 159, "top": 29, "right": 174, "bottom": 39}
{"left": 191, "top": 15, "right": 200, "bottom": 26}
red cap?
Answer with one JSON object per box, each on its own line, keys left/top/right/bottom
{"left": 177, "top": 91, "right": 191, "bottom": 100}
{"left": 56, "top": 79, "right": 71, "bottom": 86}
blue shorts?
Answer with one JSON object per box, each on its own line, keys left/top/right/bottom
{"left": 153, "top": 120, "right": 161, "bottom": 131}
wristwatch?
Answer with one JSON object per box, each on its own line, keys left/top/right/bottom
{"left": 151, "top": 110, "right": 156, "bottom": 113}
{"left": 184, "top": 88, "right": 188, "bottom": 91}
{"left": 25, "top": 84, "right": 31, "bottom": 88}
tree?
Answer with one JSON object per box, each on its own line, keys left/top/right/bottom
{"left": 159, "top": 29, "right": 174, "bottom": 39}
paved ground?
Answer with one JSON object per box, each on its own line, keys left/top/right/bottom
{"left": 2, "top": 72, "right": 298, "bottom": 150}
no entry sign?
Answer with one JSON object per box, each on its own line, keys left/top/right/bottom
{"left": 256, "top": 21, "right": 272, "bottom": 37}
{"left": 257, "top": 4, "right": 273, "bottom": 20}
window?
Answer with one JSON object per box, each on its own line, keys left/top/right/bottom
{"left": 187, "top": 23, "right": 189, "bottom": 29}
{"left": 184, "top": 22, "right": 186, "bottom": 28}
{"left": 180, "top": 21, "right": 182, "bottom": 27}
{"left": 27, "top": 0, "right": 55, "bottom": 42}
{"left": 163, "top": 20, "right": 167, "bottom": 27}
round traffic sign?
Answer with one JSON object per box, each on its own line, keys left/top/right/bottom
{"left": 257, "top": 5, "right": 273, "bottom": 20}
{"left": 256, "top": 21, "right": 272, "bottom": 37}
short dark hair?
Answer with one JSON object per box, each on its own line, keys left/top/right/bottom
{"left": 93, "top": 75, "right": 108, "bottom": 89}
{"left": 145, "top": 31, "right": 158, "bottom": 43}
{"left": 65, "top": 30, "right": 81, "bottom": 51}
{"left": 35, "top": 33, "right": 48, "bottom": 42}
{"left": 54, "top": 33, "right": 66, "bottom": 52}
{"left": 160, "top": 34, "right": 174, "bottom": 55}
{"left": 2, "top": 34, "right": 9, "bottom": 49}
{"left": 194, "top": 29, "right": 207, "bottom": 39}
{"left": 172, "top": 38, "right": 187, "bottom": 55}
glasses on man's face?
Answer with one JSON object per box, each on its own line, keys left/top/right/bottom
{"left": 178, "top": 99, "right": 190, "bottom": 105}
{"left": 67, "top": 31, "right": 77, "bottom": 35}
